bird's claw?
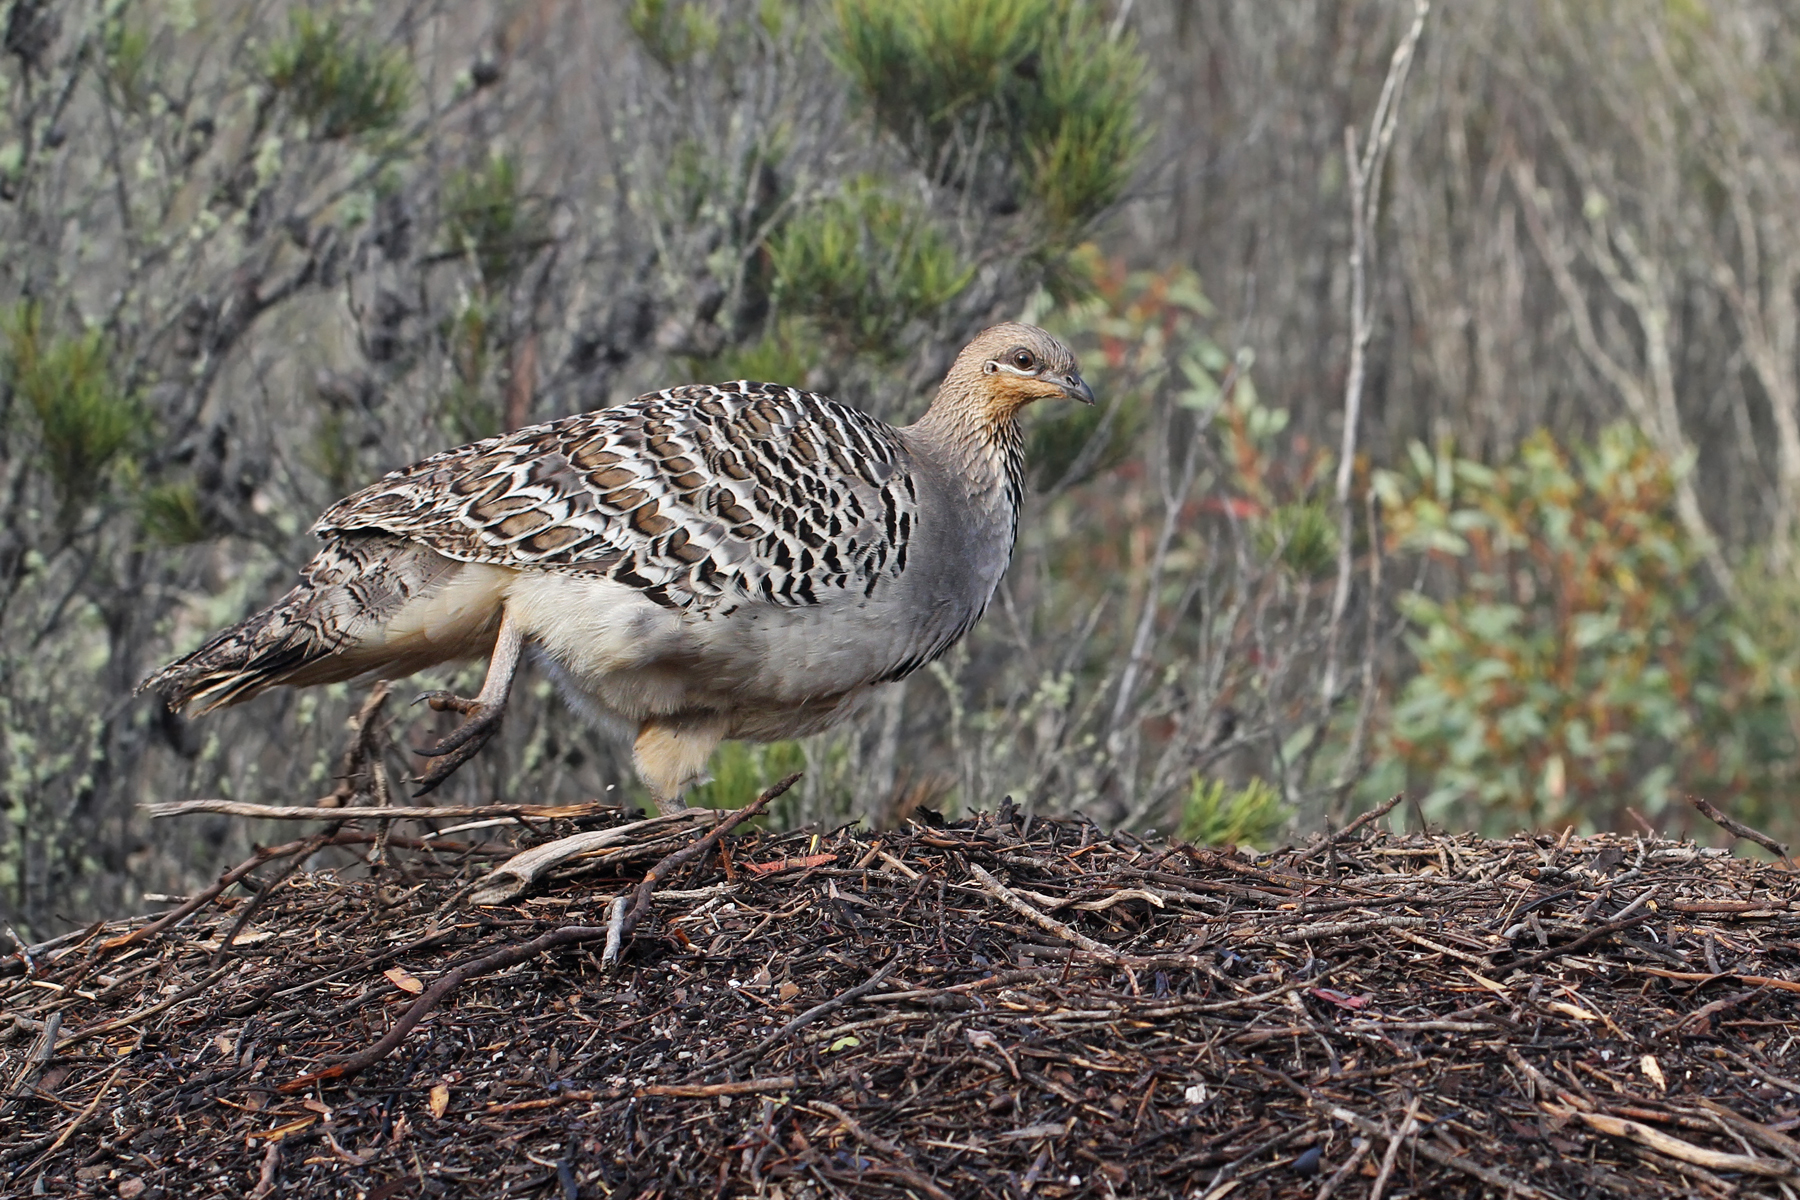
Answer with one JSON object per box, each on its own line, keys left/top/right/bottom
{"left": 411, "top": 696, "right": 504, "bottom": 796}
{"left": 414, "top": 689, "right": 482, "bottom": 715}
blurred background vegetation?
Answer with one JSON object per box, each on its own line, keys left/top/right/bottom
{"left": 5, "top": 0, "right": 1800, "bottom": 937}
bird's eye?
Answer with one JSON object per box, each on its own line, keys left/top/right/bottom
{"left": 1012, "top": 350, "right": 1036, "bottom": 371}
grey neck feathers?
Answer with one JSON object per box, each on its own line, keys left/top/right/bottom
{"left": 905, "top": 386, "right": 1028, "bottom": 543}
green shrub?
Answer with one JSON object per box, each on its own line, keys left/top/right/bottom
{"left": 443, "top": 155, "right": 549, "bottom": 289}
{"left": 1178, "top": 776, "right": 1288, "bottom": 848}
{"left": 140, "top": 480, "right": 210, "bottom": 546}
{"left": 1375, "top": 425, "right": 1787, "bottom": 831}
{"left": 1255, "top": 500, "right": 1338, "bottom": 578}
{"left": 2, "top": 304, "right": 142, "bottom": 521}
{"left": 768, "top": 178, "right": 973, "bottom": 355}
{"left": 713, "top": 318, "right": 822, "bottom": 386}
{"left": 685, "top": 740, "right": 808, "bottom": 810}
{"left": 263, "top": 12, "right": 410, "bottom": 140}
{"left": 833, "top": 0, "right": 1145, "bottom": 236}
{"left": 627, "top": 0, "right": 723, "bottom": 70}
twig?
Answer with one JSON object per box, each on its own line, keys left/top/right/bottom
{"left": 1694, "top": 1098, "right": 1800, "bottom": 1167}
{"left": 600, "top": 895, "right": 629, "bottom": 967}
{"left": 1574, "top": 1110, "right": 1798, "bottom": 1179}
{"left": 281, "top": 923, "right": 611, "bottom": 1093}
{"left": 602, "top": 774, "right": 799, "bottom": 962}
{"left": 214, "top": 829, "right": 339, "bottom": 964}
{"left": 483, "top": 1076, "right": 801, "bottom": 1114}
{"left": 22, "top": 1063, "right": 125, "bottom": 1175}
{"left": 57, "top": 964, "right": 237, "bottom": 1051}
{"left": 969, "top": 862, "right": 1116, "bottom": 957}
{"left": 1688, "top": 795, "right": 1794, "bottom": 866}
{"left": 1369, "top": 1096, "right": 1422, "bottom": 1200}
{"left": 1319, "top": 0, "right": 1432, "bottom": 712}
{"left": 720, "top": 958, "right": 902, "bottom": 1071}
{"left": 1325, "top": 1103, "right": 1552, "bottom": 1198}
{"left": 1292, "top": 794, "right": 1405, "bottom": 863}
{"left": 246, "top": 1141, "right": 281, "bottom": 1200}
{"left": 145, "top": 799, "right": 619, "bottom": 822}
{"left": 1315, "top": 1138, "right": 1373, "bottom": 1200}
{"left": 1719, "top": 1048, "right": 1800, "bottom": 1098}
{"left": 644, "top": 1077, "right": 799, "bottom": 1099}
{"left": 967, "top": 862, "right": 1224, "bottom": 972}
{"left": 810, "top": 1100, "right": 956, "bottom": 1200}
{"left": 478, "top": 811, "right": 718, "bottom": 907}
{"left": 1254, "top": 1064, "right": 1555, "bottom": 1199}
{"left": 98, "top": 834, "right": 362, "bottom": 953}
{"left": 1502, "top": 911, "right": 1658, "bottom": 973}
{"left": 0, "top": 1012, "right": 60, "bottom": 1117}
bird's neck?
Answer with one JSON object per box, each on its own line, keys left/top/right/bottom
{"left": 905, "top": 399, "right": 1028, "bottom": 529}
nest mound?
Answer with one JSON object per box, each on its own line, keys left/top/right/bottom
{"left": 4, "top": 804, "right": 1798, "bottom": 1199}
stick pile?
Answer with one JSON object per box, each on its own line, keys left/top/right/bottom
{"left": 3, "top": 800, "right": 1797, "bottom": 1198}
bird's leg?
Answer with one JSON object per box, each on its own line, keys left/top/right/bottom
{"left": 412, "top": 610, "right": 523, "bottom": 795}
{"left": 633, "top": 713, "right": 729, "bottom": 815}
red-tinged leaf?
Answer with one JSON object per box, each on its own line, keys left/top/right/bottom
{"left": 741, "top": 853, "right": 837, "bottom": 876}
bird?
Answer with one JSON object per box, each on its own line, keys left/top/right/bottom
{"left": 142, "top": 322, "right": 1094, "bottom": 813}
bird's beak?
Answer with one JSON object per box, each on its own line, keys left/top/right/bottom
{"left": 1060, "top": 372, "right": 1095, "bottom": 406}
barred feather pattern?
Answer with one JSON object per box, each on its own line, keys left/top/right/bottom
{"left": 314, "top": 381, "right": 923, "bottom": 613}
{"left": 141, "top": 535, "right": 470, "bottom": 712}
{"left": 142, "top": 323, "right": 1090, "bottom": 810}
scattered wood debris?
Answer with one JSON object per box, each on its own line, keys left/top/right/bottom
{"left": 3, "top": 799, "right": 1798, "bottom": 1198}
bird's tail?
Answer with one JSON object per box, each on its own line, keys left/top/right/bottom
{"left": 141, "top": 536, "right": 512, "bottom": 715}
{"left": 139, "top": 583, "right": 347, "bottom": 714}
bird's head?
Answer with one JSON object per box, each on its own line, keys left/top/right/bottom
{"left": 944, "top": 322, "right": 1095, "bottom": 421}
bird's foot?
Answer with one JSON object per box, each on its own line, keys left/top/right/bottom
{"left": 411, "top": 691, "right": 504, "bottom": 795}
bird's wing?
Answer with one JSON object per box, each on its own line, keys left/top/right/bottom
{"left": 312, "top": 382, "right": 920, "bottom": 610}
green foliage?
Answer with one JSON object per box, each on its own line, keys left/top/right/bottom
{"left": 2, "top": 304, "right": 141, "bottom": 520}
{"left": 1256, "top": 501, "right": 1338, "bottom": 578}
{"left": 712, "top": 318, "right": 822, "bottom": 385}
{"left": 442, "top": 154, "right": 547, "bottom": 289}
{"left": 1178, "top": 776, "right": 1288, "bottom": 848}
{"left": 101, "top": 14, "right": 153, "bottom": 110}
{"left": 1375, "top": 425, "right": 1786, "bottom": 830}
{"left": 833, "top": 0, "right": 1146, "bottom": 235}
{"left": 140, "top": 480, "right": 210, "bottom": 546}
{"left": 685, "top": 740, "right": 808, "bottom": 810}
{"left": 628, "top": 0, "right": 723, "bottom": 70}
{"left": 768, "top": 179, "right": 973, "bottom": 355}
{"left": 263, "top": 11, "right": 410, "bottom": 140}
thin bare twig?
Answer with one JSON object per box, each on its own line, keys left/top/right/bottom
{"left": 1369, "top": 1096, "right": 1422, "bottom": 1200}
{"left": 98, "top": 834, "right": 366, "bottom": 953}
{"left": 719, "top": 958, "right": 902, "bottom": 1072}
{"left": 1321, "top": 0, "right": 1432, "bottom": 711}
{"left": 145, "top": 799, "right": 620, "bottom": 822}
{"left": 1293, "top": 794, "right": 1405, "bottom": 863}
{"left": 1688, "top": 795, "right": 1794, "bottom": 866}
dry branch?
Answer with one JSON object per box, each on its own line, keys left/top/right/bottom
{"left": 1688, "top": 795, "right": 1794, "bottom": 866}
{"left": 1574, "top": 1110, "right": 1798, "bottom": 1179}
{"left": 145, "top": 799, "right": 621, "bottom": 822}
